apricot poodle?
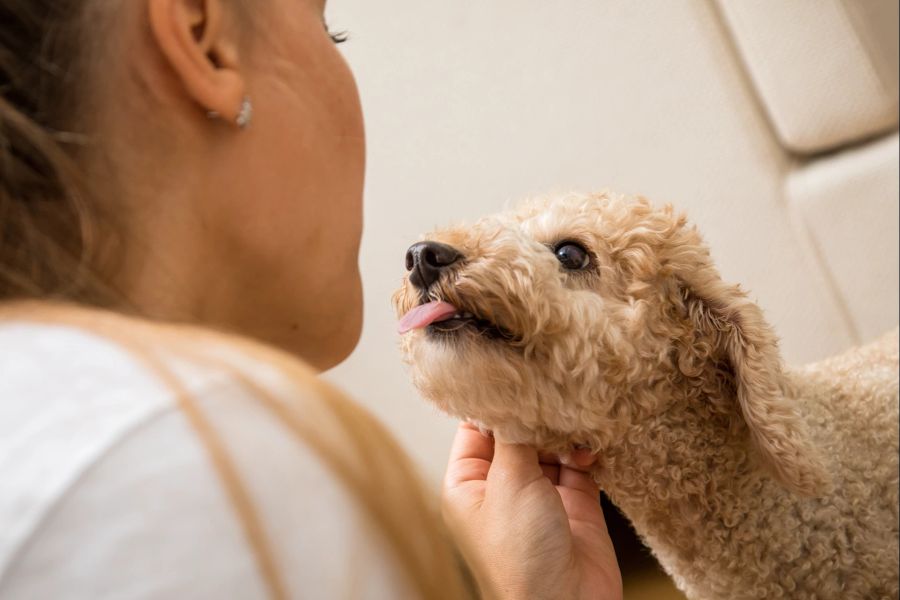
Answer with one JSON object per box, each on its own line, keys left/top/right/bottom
{"left": 394, "top": 192, "right": 899, "bottom": 600}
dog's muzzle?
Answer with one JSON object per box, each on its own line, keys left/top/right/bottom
{"left": 405, "top": 241, "right": 462, "bottom": 291}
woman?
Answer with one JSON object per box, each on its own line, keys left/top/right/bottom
{"left": 0, "top": 0, "right": 623, "bottom": 598}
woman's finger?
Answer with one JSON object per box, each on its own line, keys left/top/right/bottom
{"left": 448, "top": 422, "right": 494, "bottom": 464}
{"left": 540, "top": 462, "right": 561, "bottom": 484}
{"left": 569, "top": 447, "right": 599, "bottom": 469}
{"left": 489, "top": 436, "right": 543, "bottom": 484}
{"left": 558, "top": 464, "right": 601, "bottom": 497}
{"left": 444, "top": 422, "right": 495, "bottom": 487}
{"left": 538, "top": 451, "right": 559, "bottom": 464}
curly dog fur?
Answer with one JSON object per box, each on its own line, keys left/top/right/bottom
{"left": 394, "top": 192, "right": 899, "bottom": 600}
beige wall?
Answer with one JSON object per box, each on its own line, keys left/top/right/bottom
{"left": 324, "top": 1, "right": 899, "bottom": 483}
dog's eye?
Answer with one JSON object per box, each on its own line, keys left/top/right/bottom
{"left": 554, "top": 242, "right": 590, "bottom": 270}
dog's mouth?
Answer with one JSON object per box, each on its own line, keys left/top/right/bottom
{"left": 398, "top": 300, "right": 515, "bottom": 341}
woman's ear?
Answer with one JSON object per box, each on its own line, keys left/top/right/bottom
{"left": 147, "top": 0, "right": 246, "bottom": 122}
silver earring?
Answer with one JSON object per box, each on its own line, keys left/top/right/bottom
{"left": 235, "top": 96, "right": 253, "bottom": 129}
{"left": 206, "top": 97, "right": 252, "bottom": 129}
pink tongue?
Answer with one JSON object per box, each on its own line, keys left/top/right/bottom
{"left": 398, "top": 301, "right": 458, "bottom": 333}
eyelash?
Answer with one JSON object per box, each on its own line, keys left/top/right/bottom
{"left": 325, "top": 23, "right": 349, "bottom": 45}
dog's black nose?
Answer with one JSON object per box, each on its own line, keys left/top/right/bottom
{"left": 406, "top": 241, "right": 461, "bottom": 290}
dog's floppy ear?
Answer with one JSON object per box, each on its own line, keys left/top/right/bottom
{"left": 663, "top": 230, "right": 829, "bottom": 496}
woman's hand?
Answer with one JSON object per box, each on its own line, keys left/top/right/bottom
{"left": 442, "top": 423, "right": 623, "bottom": 600}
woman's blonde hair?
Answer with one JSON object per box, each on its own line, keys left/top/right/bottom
{"left": 1, "top": 2, "right": 481, "bottom": 597}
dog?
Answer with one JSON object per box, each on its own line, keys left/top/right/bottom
{"left": 393, "top": 192, "right": 899, "bottom": 600}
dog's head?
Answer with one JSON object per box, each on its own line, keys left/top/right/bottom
{"left": 394, "top": 192, "right": 827, "bottom": 494}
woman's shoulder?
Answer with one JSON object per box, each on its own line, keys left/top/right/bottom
{"left": 0, "top": 304, "right": 333, "bottom": 426}
{"left": 0, "top": 307, "right": 287, "bottom": 391}
{"left": 0, "top": 312, "right": 328, "bottom": 505}
{"left": 0, "top": 306, "right": 412, "bottom": 599}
